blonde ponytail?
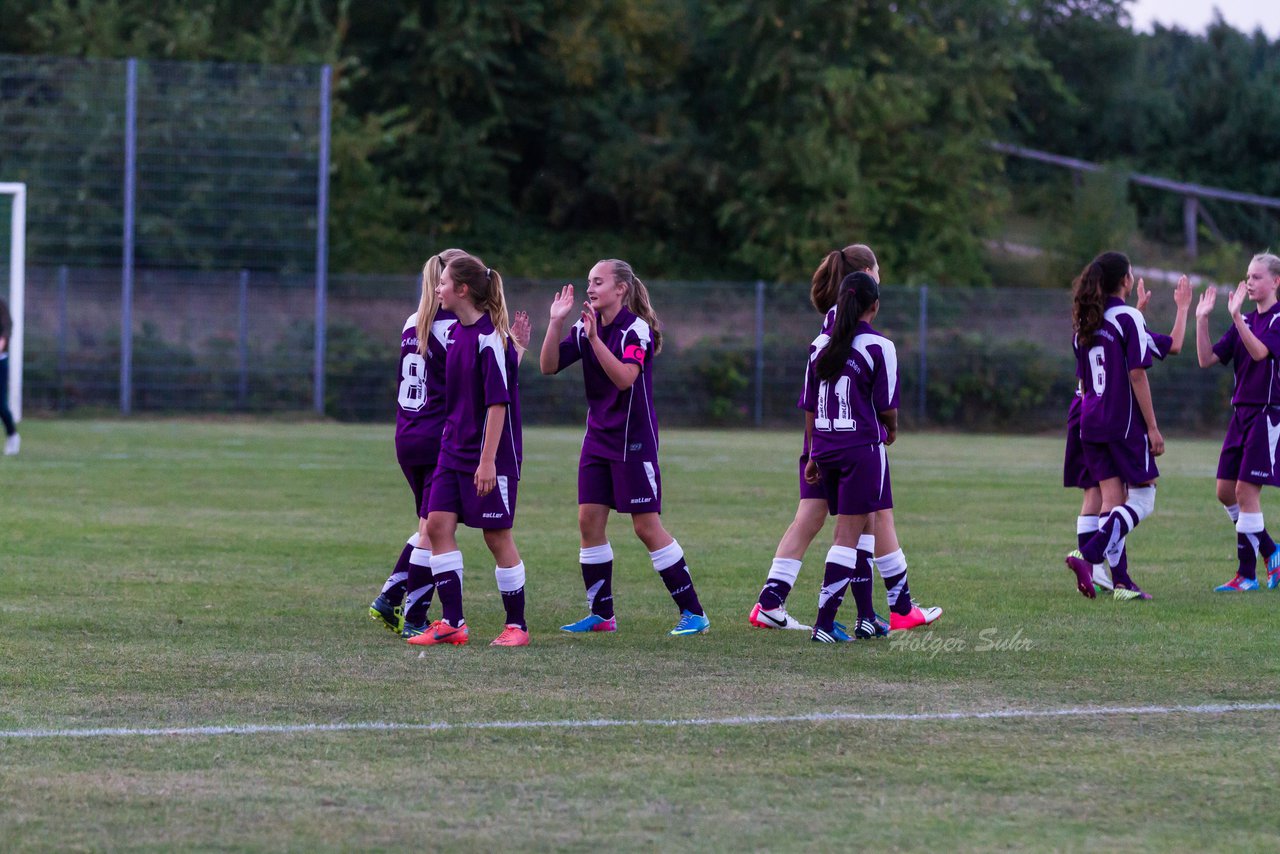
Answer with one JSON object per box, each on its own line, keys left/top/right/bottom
{"left": 607, "top": 259, "right": 663, "bottom": 355}
{"left": 416, "top": 248, "right": 468, "bottom": 354}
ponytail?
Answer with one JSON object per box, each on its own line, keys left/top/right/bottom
{"left": 416, "top": 248, "right": 468, "bottom": 354}
{"left": 605, "top": 259, "right": 663, "bottom": 354}
{"left": 816, "top": 272, "right": 880, "bottom": 381}
{"left": 810, "top": 244, "right": 877, "bottom": 313}
{"left": 1072, "top": 251, "right": 1130, "bottom": 347}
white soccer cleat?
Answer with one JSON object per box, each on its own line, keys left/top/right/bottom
{"left": 3, "top": 433, "right": 18, "bottom": 456}
{"left": 1091, "top": 563, "right": 1114, "bottom": 592}
{"left": 748, "top": 602, "right": 811, "bottom": 631}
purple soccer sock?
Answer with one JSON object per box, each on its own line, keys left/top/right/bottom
{"left": 379, "top": 542, "right": 413, "bottom": 602}
{"left": 1077, "top": 515, "right": 1099, "bottom": 554}
{"left": 1081, "top": 506, "right": 1138, "bottom": 565}
{"left": 403, "top": 547, "right": 434, "bottom": 624}
{"left": 495, "top": 563, "right": 527, "bottom": 630}
{"left": 814, "top": 547, "right": 856, "bottom": 633}
{"left": 850, "top": 548, "right": 877, "bottom": 623}
{"left": 1237, "top": 533, "right": 1259, "bottom": 581}
{"left": 874, "top": 546, "right": 914, "bottom": 616}
{"left": 580, "top": 544, "right": 615, "bottom": 619}
{"left": 651, "top": 541, "right": 704, "bottom": 616}
{"left": 1109, "top": 545, "right": 1134, "bottom": 588}
{"left": 431, "top": 550, "right": 466, "bottom": 627}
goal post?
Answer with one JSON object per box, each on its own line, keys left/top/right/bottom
{"left": 2, "top": 182, "right": 25, "bottom": 424}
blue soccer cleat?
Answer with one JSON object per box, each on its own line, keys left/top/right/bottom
{"left": 1267, "top": 551, "right": 1280, "bottom": 589}
{"left": 560, "top": 614, "right": 618, "bottom": 633}
{"left": 669, "top": 610, "right": 710, "bottom": 636}
{"left": 812, "top": 624, "right": 854, "bottom": 643}
{"left": 1214, "top": 575, "right": 1260, "bottom": 592}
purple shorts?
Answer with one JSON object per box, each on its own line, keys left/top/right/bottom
{"left": 798, "top": 454, "right": 825, "bottom": 501}
{"left": 1217, "top": 406, "right": 1280, "bottom": 486}
{"left": 1081, "top": 435, "right": 1159, "bottom": 486}
{"left": 1063, "top": 403, "right": 1098, "bottom": 490}
{"left": 399, "top": 461, "right": 436, "bottom": 518}
{"left": 815, "top": 444, "right": 893, "bottom": 517}
{"left": 426, "top": 467, "right": 518, "bottom": 529}
{"left": 578, "top": 452, "right": 662, "bottom": 514}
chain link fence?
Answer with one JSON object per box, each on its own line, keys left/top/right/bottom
{"left": 14, "top": 265, "right": 1236, "bottom": 432}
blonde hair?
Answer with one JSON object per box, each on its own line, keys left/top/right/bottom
{"left": 446, "top": 255, "right": 511, "bottom": 347}
{"left": 1251, "top": 252, "right": 1280, "bottom": 279}
{"left": 811, "top": 244, "right": 877, "bottom": 313}
{"left": 603, "top": 259, "right": 662, "bottom": 355}
{"left": 416, "top": 248, "right": 469, "bottom": 355}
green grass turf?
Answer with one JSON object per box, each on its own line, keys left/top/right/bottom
{"left": 2, "top": 421, "right": 1278, "bottom": 851}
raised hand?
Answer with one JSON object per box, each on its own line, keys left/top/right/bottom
{"left": 581, "top": 300, "right": 598, "bottom": 341}
{"left": 1195, "top": 285, "right": 1217, "bottom": 319}
{"left": 1228, "top": 280, "right": 1248, "bottom": 318}
{"left": 1136, "top": 278, "right": 1150, "bottom": 312}
{"left": 1174, "top": 275, "right": 1192, "bottom": 311}
{"left": 511, "top": 310, "right": 531, "bottom": 352}
{"left": 549, "top": 284, "right": 576, "bottom": 322}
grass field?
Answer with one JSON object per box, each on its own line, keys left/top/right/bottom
{"left": 2, "top": 420, "right": 1279, "bottom": 851}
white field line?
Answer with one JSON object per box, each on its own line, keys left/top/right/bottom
{"left": 3, "top": 702, "right": 1279, "bottom": 741}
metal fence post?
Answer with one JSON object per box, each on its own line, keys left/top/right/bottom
{"left": 313, "top": 64, "right": 332, "bottom": 416}
{"left": 754, "top": 279, "right": 765, "bottom": 426}
{"left": 917, "top": 284, "right": 928, "bottom": 424}
{"left": 57, "top": 265, "right": 68, "bottom": 410}
{"left": 120, "top": 58, "right": 138, "bottom": 415}
{"left": 238, "top": 268, "right": 250, "bottom": 409}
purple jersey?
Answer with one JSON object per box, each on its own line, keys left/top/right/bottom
{"left": 554, "top": 306, "right": 658, "bottom": 461}
{"left": 1211, "top": 305, "right": 1280, "bottom": 406}
{"left": 1075, "top": 297, "right": 1156, "bottom": 442}
{"left": 438, "top": 312, "right": 522, "bottom": 479}
{"left": 395, "top": 309, "right": 457, "bottom": 465}
{"left": 800, "top": 320, "right": 899, "bottom": 464}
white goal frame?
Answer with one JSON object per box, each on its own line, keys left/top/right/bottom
{"left": 2, "top": 182, "right": 24, "bottom": 424}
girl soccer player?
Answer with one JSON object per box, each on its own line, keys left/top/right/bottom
{"left": 749, "top": 245, "right": 939, "bottom": 632}
{"left": 368, "top": 251, "right": 529, "bottom": 639}
{"left": 1064, "top": 276, "right": 1190, "bottom": 593}
{"left": 1194, "top": 253, "right": 1280, "bottom": 592}
{"left": 540, "top": 259, "right": 709, "bottom": 637}
{"left": 801, "top": 271, "right": 896, "bottom": 642}
{"left": 408, "top": 255, "right": 530, "bottom": 647}
{"left": 0, "top": 297, "right": 17, "bottom": 456}
{"left": 1064, "top": 251, "right": 1164, "bottom": 601}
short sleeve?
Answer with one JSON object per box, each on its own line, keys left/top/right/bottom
{"left": 1121, "top": 313, "right": 1154, "bottom": 371}
{"left": 1255, "top": 313, "right": 1280, "bottom": 359}
{"left": 872, "top": 340, "right": 899, "bottom": 413}
{"left": 620, "top": 326, "right": 648, "bottom": 367}
{"left": 480, "top": 338, "right": 512, "bottom": 408}
{"left": 1149, "top": 331, "right": 1174, "bottom": 361}
{"left": 556, "top": 323, "right": 584, "bottom": 373}
{"left": 1212, "top": 325, "right": 1238, "bottom": 366}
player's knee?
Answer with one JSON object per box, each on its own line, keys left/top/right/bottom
{"left": 1217, "top": 481, "right": 1237, "bottom": 505}
{"left": 1128, "top": 485, "right": 1156, "bottom": 521}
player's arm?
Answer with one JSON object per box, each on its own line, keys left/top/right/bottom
{"left": 803, "top": 410, "right": 821, "bottom": 484}
{"left": 474, "top": 403, "right": 507, "bottom": 498}
{"left": 878, "top": 408, "right": 898, "bottom": 446}
{"left": 1129, "top": 368, "right": 1164, "bottom": 456}
{"left": 1166, "top": 275, "right": 1191, "bottom": 355}
{"left": 1194, "top": 286, "right": 1220, "bottom": 368}
{"left": 540, "top": 285, "right": 576, "bottom": 375}
{"left": 1227, "top": 280, "right": 1272, "bottom": 362}
{"left": 582, "top": 306, "right": 641, "bottom": 390}
{"left": 511, "top": 310, "right": 531, "bottom": 365}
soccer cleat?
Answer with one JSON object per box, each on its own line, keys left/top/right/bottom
{"left": 1266, "top": 551, "right": 1280, "bottom": 589}
{"left": 3, "top": 433, "right": 18, "bottom": 456}
{"left": 406, "top": 619, "right": 469, "bottom": 646}
{"left": 812, "top": 624, "right": 853, "bottom": 643}
{"left": 368, "top": 594, "right": 404, "bottom": 635}
{"left": 872, "top": 612, "right": 891, "bottom": 636}
{"left": 852, "top": 618, "right": 883, "bottom": 639}
{"left": 889, "top": 605, "right": 943, "bottom": 632}
{"left": 1214, "top": 575, "right": 1260, "bottom": 592}
{"left": 491, "top": 625, "right": 530, "bottom": 646}
{"left": 401, "top": 620, "right": 428, "bottom": 640}
{"left": 1092, "top": 563, "right": 1114, "bottom": 592}
{"left": 560, "top": 614, "right": 618, "bottom": 633}
{"left": 1113, "top": 584, "right": 1152, "bottom": 602}
{"left": 1065, "top": 551, "right": 1098, "bottom": 599}
{"left": 669, "top": 610, "right": 710, "bottom": 636}
{"left": 748, "top": 602, "right": 811, "bottom": 631}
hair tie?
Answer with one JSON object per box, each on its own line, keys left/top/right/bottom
{"left": 485, "top": 267, "right": 493, "bottom": 281}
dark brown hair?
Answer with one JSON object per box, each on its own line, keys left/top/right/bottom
{"left": 811, "top": 244, "right": 877, "bottom": 313}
